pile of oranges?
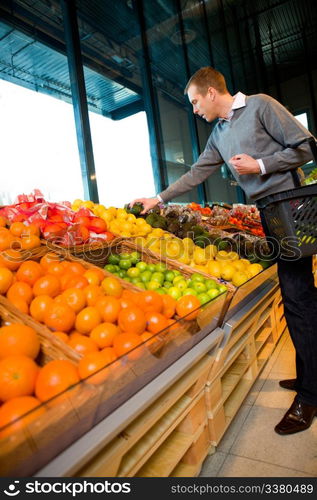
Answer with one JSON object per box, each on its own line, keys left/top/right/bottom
{"left": 0, "top": 217, "right": 41, "bottom": 252}
{"left": 0, "top": 249, "right": 203, "bottom": 436}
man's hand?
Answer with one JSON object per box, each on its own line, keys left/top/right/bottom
{"left": 129, "top": 197, "right": 159, "bottom": 214}
{"left": 229, "top": 154, "right": 260, "bottom": 174}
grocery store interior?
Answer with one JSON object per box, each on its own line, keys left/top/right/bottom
{"left": 0, "top": 0, "right": 316, "bottom": 479}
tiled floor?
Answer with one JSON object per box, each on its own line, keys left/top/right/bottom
{"left": 200, "top": 330, "right": 317, "bottom": 477}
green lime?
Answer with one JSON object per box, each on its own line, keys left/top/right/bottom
{"left": 197, "top": 292, "right": 211, "bottom": 304}
{"left": 147, "top": 264, "right": 156, "bottom": 273}
{"left": 191, "top": 273, "right": 205, "bottom": 283}
{"left": 104, "top": 264, "right": 116, "bottom": 273}
{"left": 127, "top": 267, "right": 140, "bottom": 278}
{"left": 163, "top": 281, "right": 172, "bottom": 289}
{"left": 173, "top": 275, "right": 184, "bottom": 285}
{"left": 192, "top": 281, "right": 207, "bottom": 293}
{"left": 118, "top": 270, "right": 127, "bottom": 278}
{"left": 112, "top": 265, "right": 120, "bottom": 272}
{"left": 124, "top": 277, "right": 131, "bottom": 283}
{"left": 130, "top": 277, "right": 140, "bottom": 284}
{"left": 120, "top": 252, "right": 131, "bottom": 260}
{"left": 205, "top": 279, "right": 218, "bottom": 290}
{"left": 108, "top": 254, "right": 120, "bottom": 265}
{"left": 119, "top": 259, "right": 132, "bottom": 270}
{"left": 173, "top": 270, "right": 181, "bottom": 276}
{"left": 136, "top": 261, "right": 148, "bottom": 272}
{"left": 130, "top": 251, "right": 141, "bottom": 264}
{"left": 136, "top": 282, "right": 146, "bottom": 289}
{"left": 167, "top": 287, "right": 182, "bottom": 300}
{"left": 182, "top": 288, "right": 198, "bottom": 296}
{"left": 140, "top": 270, "right": 152, "bottom": 283}
{"left": 164, "top": 270, "right": 175, "bottom": 282}
{"left": 218, "top": 284, "right": 227, "bottom": 294}
{"left": 175, "top": 279, "right": 188, "bottom": 291}
{"left": 151, "top": 272, "right": 164, "bottom": 284}
{"left": 146, "top": 280, "right": 161, "bottom": 291}
{"left": 155, "top": 263, "right": 167, "bottom": 273}
{"left": 156, "top": 288, "right": 166, "bottom": 295}
{"left": 207, "top": 288, "right": 220, "bottom": 299}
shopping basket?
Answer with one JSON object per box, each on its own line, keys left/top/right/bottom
{"left": 256, "top": 138, "right": 317, "bottom": 259}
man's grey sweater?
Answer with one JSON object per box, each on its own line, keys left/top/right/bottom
{"left": 159, "top": 94, "right": 314, "bottom": 202}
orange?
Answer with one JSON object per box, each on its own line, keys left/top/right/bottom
{"left": 9, "top": 297, "right": 29, "bottom": 314}
{"left": 0, "top": 324, "right": 40, "bottom": 359}
{"left": 20, "top": 234, "right": 41, "bottom": 250}
{"left": 52, "top": 331, "right": 69, "bottom": 343}
{"left": 21, "top": 223, "right": 40, "bottom": 237}
{"left": 83, "top": 284, "right": 104, "bottom": 306}
{"left": 60, "top": 273, "right": 89, "bottom": 291}
{"left": 112, "top": 332, "right": 142, "bottom": 357}
{"left": 90, "top": 322, "right": 120, "bottom": 349}
{"left": 176, "top": 295, "right": 201, "bottom": 320}
{"left": 61, "top": 287, "right": 86, "bottom": 313}
{"left": 0, "top": 229, "right": 15, "bottom": 251}
{"left": 137, "top": 291, "right": 163, "bottom": 313}
{"left": 75, "top": 306, "right": 102, "bottom": 335}
{"left": 101, "top": 277, "right": 122, "bottom": 297}
{"left": 35, "top": 359, "right": 80, "bottom": 402}
{"left": 83, "top": 269, "right": 102, "bottom": 286}
{"left": 78, "top": 349, "right": 117, "bottom": 384}
{"left": 67, "top": 334, "right": 99, "bottom": 355}
{"left": 119, "top": 297, "right": 136, "bottom": 309}
{"left": 33, "top": 274, "right": 61, "bottom": 297}
{"left": 0, "top": 355, "right": 39, "bottom": 401}
{"left": 0, "top": 215, "right": 7, "bottom": 227}
{"left": 47, "top": 262, "right": 68, "bottom": 277}
{"left": 162, "top": 295, "right": 176, "bottom": 319}
{"left": 118, "top": 306, "right": 146, "bottom": 335}
{"left": 44, "top": 302, "right": 76, "bottom": 332}
{"left": 0, "top": 267, "right": 13, "bottom": 294}
{"left": 16, "top": 260, "right": 44, "bottom": 286}
{"left": 95, "top": 296, "right": 121, "bottom": 323}
{"left": 67, "top": 261, "right": 86, "bottom": 275}
{"left": 145, "top": 311, "right": 169, "bottom": 334}
{"left": 9, "top": 222, "right": 27, "bottom": 237}
{"left": 0, "top": 249, "right": 23, "bottom": 271}
{"left": 40, "top": 252, "right": 61, "bottom": 271}
{"left": 29, "top": 295, "right": 54, "bottom": 323}
{"left": 7, "top": 281, "right": 34, "bottom": 304}
{"left": 0, "top": 396, "right": 45, "bottom": 438}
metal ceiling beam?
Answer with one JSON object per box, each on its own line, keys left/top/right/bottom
{"left": 110, "top": 98, "right": 144, "bottom": 120}
{"left": 60, "top": 0, "right": 98, "bottom": 202}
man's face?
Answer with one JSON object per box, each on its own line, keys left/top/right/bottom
{"left": 187, "top": 84, "right": 218, "bottom": 122}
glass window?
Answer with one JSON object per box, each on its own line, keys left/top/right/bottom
{"left": 0, "top": 79, "right": 83, "bottom": 205}
{"left": 90, "top": 111, "right": 155, "bottom": 206}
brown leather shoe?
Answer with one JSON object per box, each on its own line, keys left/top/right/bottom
{"left": 275, "top": 399, "right": 317, "bottom": 435}
{"left": 279, "top": 378, "right": 297, "bottom": 391}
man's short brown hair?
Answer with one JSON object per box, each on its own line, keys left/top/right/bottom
{"left": 184, "top": 67, "right": 228, "bottom": 95}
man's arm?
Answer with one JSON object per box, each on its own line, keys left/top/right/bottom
{"left": 158, "top": 139, "right": 223, "bottom": 203}
{"left": 259, "top": 96, "right": 314, "bottom": 174}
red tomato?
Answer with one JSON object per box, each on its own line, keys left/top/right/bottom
{"left": 88, "top": 218, "right": 107, "bottom": 234}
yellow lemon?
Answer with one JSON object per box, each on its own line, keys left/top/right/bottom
{"left": 107, "top": 206, "right": 118, "bottom": 216}
{"left": 221, "top": 264, "right": 236, "bottom": 281}
{"left": 116, "top": 208, "right": 128, "bottom": 219}
{"left": 205, "top": 244, "right": 218, "bottom": 259}
{"left": 126, "top": 213, "right": 136, "bottom": 223}
{"left": 226, "top": 251, "right": 239, "bottom": 261}
{"left": 207, "top": 260, "right": 222, "bottom": 278}
{"left": 215, "top": 250, "right": 229, "bottom": 261}
{"left": 182, "top": 237, "right": 195, "bottom": 254}
{"left": 151, "top": 228, "right": 165, "bottom": 238}
{"left": 248, "top": 263, "right": 263, "bottom": 277}
{"left": 166, "top": 241, "right": 183, "bottom": 259}
{"left": 178, "top": 252, "right": 191, "bottom": 265}
{"left": 82, "top": 200, "right": 94, "bottom": 209}
{"left": 232, "top": 271, "right": 249, "bottom": 287}
{"left": 193, "top": 247, "right": 207, "bottom": 265}
{"left": 240, "top": 258, "right": 251, "bottom": 267}
{"left": 232, "top": 259, "right": 248, "bottom": 271}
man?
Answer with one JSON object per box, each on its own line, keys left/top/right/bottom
{"left": 130, "top": 66, "right": 317, "bottom": 435}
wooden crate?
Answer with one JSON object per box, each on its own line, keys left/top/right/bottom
{"left": 76, "top": 354, "right": 215, "bottom": 478}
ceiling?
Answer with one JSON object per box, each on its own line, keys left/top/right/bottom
{"left": 0, "top": 0, "right": 316, "bottom": 118}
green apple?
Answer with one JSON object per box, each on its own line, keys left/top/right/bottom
{"left": 130, "top": 251, "right": 141, "bottom": 264}
{"left": 164, "top": 270, "right": 175, "bottom": 282}
{"left": 151, "top": 272, "right": 165, "bottom": 284}
{"left": 104, "top": 264, "right": 116, "bottom": 273}
{"left": 191, "top": 273, "right": 205, "bottom": 283}
{"left": 182, "top": 288, "right": 198, "bottom": 296}
{"left": 163, "top": 281, "right": 172, "bottom": 289}
{"left": 119, "top": 259, "right": 132, "bottom": 270}
{"left": 147, "top": 264, "right": 156, "bottom": 273}
{"left": 218, "top": 284, "right": 227, "bottom": 294}
{"left": 155, "top": 263, "right": 167, "bottom": 273}
{"left": 127, "top": 267, "right": 140, "bottom": 278}
{"left": 173, "top": 275, "right": 185, "bottom": 285}
{"left": 146, "top": 280, "right": 161, "bottom": 291}
{"left": 140, "top": 270, "right": 152, "bottom": 283}
{"left": 175, "top": 279, "right": 188, "bottom": 292}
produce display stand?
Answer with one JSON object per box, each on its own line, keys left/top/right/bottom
{"left": 30, "top": 266, "right": 286, "bottom": 478}
{"left": 0, "top": 226, "right": 288, "bottom": 477}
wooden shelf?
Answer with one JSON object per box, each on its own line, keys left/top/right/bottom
{"left": 224, "top": 378, "right": 255, "bottom": 421}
